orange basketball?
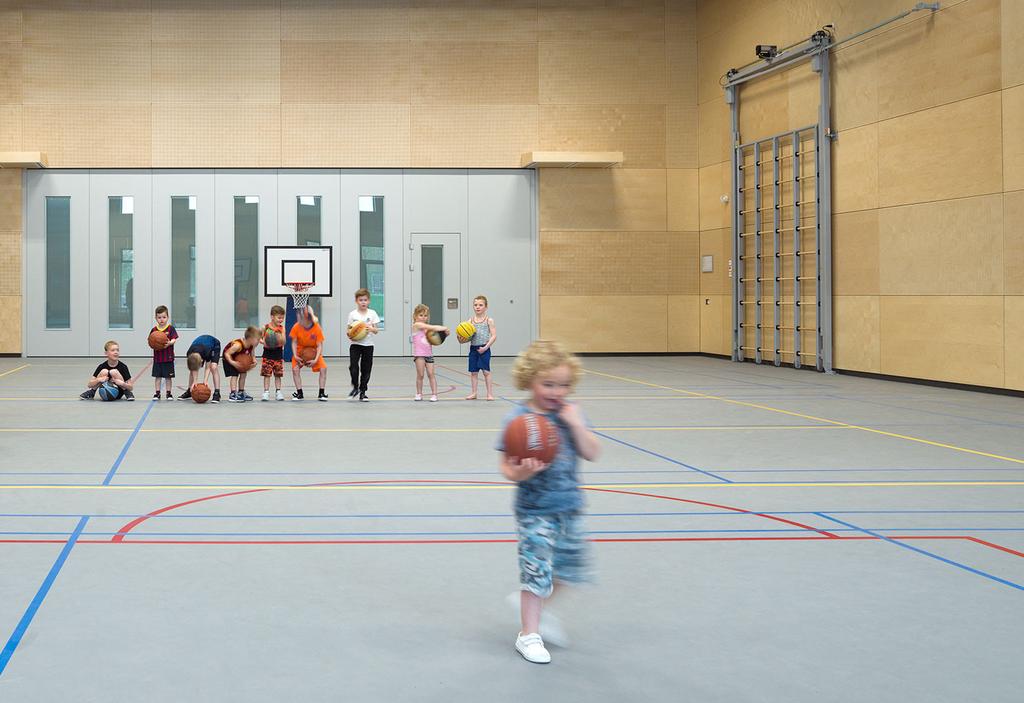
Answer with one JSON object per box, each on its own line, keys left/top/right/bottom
{"left": 148, "top": 329, "right": 168, "bottom": 350}
{"left": 503, "top": 413, "right": 559, "bottom": 465}
{"left": 298, "top": 347, "right": 318, "bottom": 364}
{"left": 191, "top": 383, "right": 212, "bottom": 404}
{"left": 347, "top": 321, "right": 368, "bottom": 341}
{"left": 236, "top": 350, "right": 256, "bottom": 371}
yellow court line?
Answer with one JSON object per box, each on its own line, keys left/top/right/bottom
{"left": 583, "top": 368, "right": 1024, "bottom": 466}
{"left": 0, "top": 480, "right": 1021, "bottom": 492}
{"left": 0, "top": 364, "right": 30, "bottom": 379}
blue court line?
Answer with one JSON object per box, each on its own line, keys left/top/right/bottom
{"left": 3, "top": 527, "right": 1024, "bottom": 538}
{"left": 593, "top": 432, "right": 732, "bottom": 483}
{"left": 814, "top": 513, "right": 1024, "bottom": 592}
{"left": 0, "top": 516, "right": 89, "bottom": 676}
{"left": 0, "top": 397, "right": 156, "bottom": 679}
{"left": 101, "top": 398, "right": 157, "bottom": 486}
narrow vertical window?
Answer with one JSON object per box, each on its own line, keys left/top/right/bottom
{"left": 45, "top": 196, "right": 71, "bottom": 329}
{"left": 358, "top": 196, "right": 385, "bottom": 323}
{"left": 234, "top": 196, "right": 259, "bottom": 328}
{"left": 171, "top": 196, "right": 197, "bottom": 328}
{"left": 109, "top": 196, "right": 134, "bottom": 329}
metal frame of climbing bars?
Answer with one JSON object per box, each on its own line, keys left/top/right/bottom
{"left": 725, "top": 30, "right": 834, "bottom": 373}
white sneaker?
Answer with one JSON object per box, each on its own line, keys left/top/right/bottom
{"left": 276, "top": 389, "right": 284, "bottom": 401}
{"left": 414, "top": 394, "right": 422, "bottom": 401}
{"left": 429, "top": 395, "right": 438, "bottom": 402}
{"left": 506, "top": 592, "right": 569, "bottom": 648}
{"left": 515, "top": 632, "right": 550, "bottom": 664}
{"left": 261, "top": 390, "right": 269, "bottom": 402}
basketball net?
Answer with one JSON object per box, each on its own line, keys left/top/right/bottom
{"left": 285, "top": 282, "right": 312, "bottom": 313}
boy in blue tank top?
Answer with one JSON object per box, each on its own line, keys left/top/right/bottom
{"left": 466, "top": 295, "right": 497, "bottom": 400}
{"left": 496, "top": 340, "right": 601, "bottom": 664}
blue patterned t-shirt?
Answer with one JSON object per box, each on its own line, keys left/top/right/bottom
{"left": 496, "top": 403, "right": 587, "bottom": 516}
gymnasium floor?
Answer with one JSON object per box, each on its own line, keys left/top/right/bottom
{"left": 0, "top": 355, "right": 1021, "bottom": 702}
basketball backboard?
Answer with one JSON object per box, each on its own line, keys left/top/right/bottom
{"left": 263, "top": 246, "right": 333, "bottom": 296}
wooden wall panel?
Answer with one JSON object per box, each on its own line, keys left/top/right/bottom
{"left": 410, "top": 0, "right": 538, "bottom": 42}
{"left": 832, "top": 39, "right": 877, "bottom": 131}
{"left": 833, "top": 295, "right": 880, "bottom": 373}
{"left": 151, "top": 0, "right": 280, "bottom": 42}
{"left": 539, "top": 41, "right": 666, "bottom": 105}
{"left": 875, "top": 0, "right": 1000, "bottom": 120}
{"left": 282, "top": 1, "right": 410, "bottom": 41}
{"left": 1006, "top": 297, "right": 1024, "bottom": 390}
{"left": 878, "top": 195, "right": 1003, "bottom": 296}
{"left": 281, "top": 41, "right": 410, "bottom": 104}
{"left": 0, "top": 41, "right": 22, "bottom": 104}
{"left": 736, "top": 73, "right": 791, "bottom": 143}
{"left": 540, "top": 231, "right": 697, "bottom": 296}
{"left": 1005, "top": 190, "right": 1024, "bottom": 295}
{"left": 1005, "top": 0, "right": 1024, "bottom": 89}
{"left": 22, "top": 43, "right": 150, "bottom": 104}
{"left": 833, "top": 123, "right": 878, "bottom": 214}
{"left": 697, "top": 162, "right": 729, "bottom": 230}
{"left": 833, "top": 210, "right": 879, "bottom": 296}
{"left": 539, "top": 105, "right": 666, "bottom": 168}
{"left": 668, "top": 295, "right": 700, "bottom": 351}
{"left": 699, "top": 293, "right": 730, "bottom": 355}
{"left": 698, "top": 228, "right": 729, "bottom": 295}
{"left": 281, "top": 104, "right": 411, "bottom": 167}
{"left": 697, "top": 97, "right": 729, "bottom": 168}
{"left": 1004, "top": 84, "right": 1024, "bottom": 193}
{"left": 879, "top": 295, "right": 1004, "bottom": 388}
{"left": 0, "top": 3, "right": 23, "bottom": 42}
{"left": 23, "top": 1, "right": 150, "bottom": 43}
{"left": 411, "top": 42, "right": 538, "bottom": 105}
{"left": 23, "top": 104, "right": 151, "bottom": 167}
{"left": 0, "top": 168, "right": 21, "bottom": 231}
{"left": 667, "top": 168, "right": 699, "bottom": 232}
{"left": 878, "top": 93, "right": 1002, "bottom": 208}
{"left": 0, "top": 105, "right": 20, "bottom": 150}
{"left": 539, "top": 169, "right": 667, "bottom": 231}
{"left": 540, "top": 295, "right": 668, "bottom": 352}
{"left": 666, "top": 101, "right": 698, "bottom": 169}
{"left": 152, "top": 104, "right": 279, "bottom": 167}
{"left": 152, "top": 42, "right": 280, "bottom": 104}
{"left": 0, "top": 295, "right": 22, "bottom": 354}
{"left": 411, "top": 104, "right": 538, "bottom": 167}
{"left": 0, "top": 230, "right": 20, "bottom": 296}
{"left": 538, "top": 0, "right": 665, "bottom": 42}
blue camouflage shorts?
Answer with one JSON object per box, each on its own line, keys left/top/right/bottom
{"left": 517, "top": 512, "right": 592, "bottom": 598}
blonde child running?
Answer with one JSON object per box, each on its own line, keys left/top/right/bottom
{"left": 260, "top": 305, "right": 286, "bottom": 401}
{"left": 497, "top": 340, "right": 601, "bottom": 664}
{"left": 410, "top": 304, "right": 449, "bottom": 402}
{"left": 466, "top": 295, "right": 497, "bottom": 400}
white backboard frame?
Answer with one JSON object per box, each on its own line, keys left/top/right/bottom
{"left": 264, "top": 245, "right": 333, "bottom": 296}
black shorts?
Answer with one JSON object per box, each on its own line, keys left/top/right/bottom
{"left": 187, "top": 342, "right": 221, "bottom": 363}
{"left": 152, "top": 361, "right": 175, "bottom": 378}
{"left": 223, "top": 360, "right": 240, "bottom": 378}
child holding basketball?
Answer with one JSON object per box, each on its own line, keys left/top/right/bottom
{"left": 81, "top": 340, "right": 138, "bottom": 401}
{"left": 181, "top": 334, "right": 222, "bottom": 403}
{"left": 260, "top": 305, "right": 286, "bottom": 401}
{"left": 347, "top": 288, "right": 381, "bottom": 402}
{"left": 150, "top": 305, "right": 179, "bottom": 401}
{"left": 466, "top": 295, "right": 497, "bottom": 401}
{"left": 411, "top": 304, "right": 449, "bottom": 402}
{"left": 290, "top": 305, "right": 328, "bottom": 401}
{"left": 222, "top": 326, "right": 259, "bottom": 403}
{"left": 497, "top": 340, "right": 601, "bottom": 664}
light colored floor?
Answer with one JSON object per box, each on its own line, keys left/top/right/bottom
{"left": 0, "top": 355, "right": 1021, "bottom": 702}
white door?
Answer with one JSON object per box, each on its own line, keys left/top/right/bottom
{"left": 89, "top": 171, "right": 152, "bottom": 357}
{"left": 410, "top": 233, "right": 464, "bottom": 357}
{"left": 278, "top": 170, "right": 341, "bottom": 356}
{"left": 152, "top": 171, "right": 215, "bottom": 352}
{"left": 23, "top": 171, "right": 91, "bottom": 356}
{"left": 214, "top": 171, "right": 277, "bottom": 342}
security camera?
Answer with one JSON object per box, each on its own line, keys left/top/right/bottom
{"left": 755, "top": 44, "right": 778, "bottom": 60}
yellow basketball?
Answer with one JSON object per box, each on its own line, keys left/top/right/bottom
{"left": 455, "top": 321, "right": 476, "bottom": 344}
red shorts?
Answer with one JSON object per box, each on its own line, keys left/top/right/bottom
{"left": 260, "top": 357, "right": 283, "bottom": 378}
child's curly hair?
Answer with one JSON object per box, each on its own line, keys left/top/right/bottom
{"left": 511, "top": 340, "right": 581, "bottom": 390}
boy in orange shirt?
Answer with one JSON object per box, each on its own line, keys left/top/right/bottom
{"left": 290, "top": 306, "right": 328, "bottom": 401}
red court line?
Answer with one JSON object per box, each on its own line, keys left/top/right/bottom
{"left": 964, "top": 536, "right": 1024, "bottom": 558}
{"left": 111, "top": 480, "right": 836, "bottom": 541}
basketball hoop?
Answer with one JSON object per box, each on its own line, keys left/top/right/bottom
{"left": 285, "top": 282, "right": 313, "bottom": 312}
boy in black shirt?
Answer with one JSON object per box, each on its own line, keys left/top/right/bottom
{"left": 80, "top": 340, "right": 137, "bottom": 401}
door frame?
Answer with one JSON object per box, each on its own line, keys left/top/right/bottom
{"left": 409, "top": 232, "right": 466, "bottom": 358}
